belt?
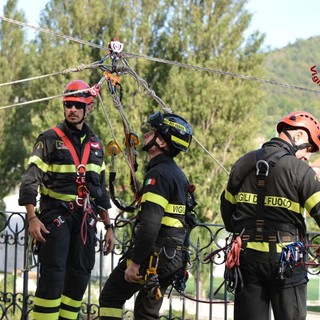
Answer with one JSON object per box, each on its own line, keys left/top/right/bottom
{"left": 40, "top": 199, "right": 79, "bottom": 212}
{"left": 241, "top": 233, "right": 299, "bottom": 243}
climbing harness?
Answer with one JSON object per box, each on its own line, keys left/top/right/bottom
{"left": 52, "top": 127, "right": 101, "bottom": 244}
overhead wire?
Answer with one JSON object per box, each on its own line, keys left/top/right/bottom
{"left": 1, "top": 15, "right": 318, "bottom": 176}
{"left": 1, "top": 16, "right": 320, "bottom": 95}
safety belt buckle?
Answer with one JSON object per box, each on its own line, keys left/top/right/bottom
{"left": 76, "top": 164, "right": 86, "bottom": 184}
{"left": 76, "top": 196, "right": 84, "bottom": 207}
{"left": 256, "top": 160, "right": 269, "bottom": 177}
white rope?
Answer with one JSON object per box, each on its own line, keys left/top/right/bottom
{"left": 1, "top": 16, "right": 319, "bottom": 95}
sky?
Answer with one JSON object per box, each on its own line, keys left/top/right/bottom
{"left": 0, "top": 0, "right": 320, "bottom": 50}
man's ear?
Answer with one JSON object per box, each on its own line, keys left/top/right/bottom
{"left": 86, "top": 103, "right": 93, "bottom": 113}
{"left": 293, "top": 130, "right": 304, "bottom": 143}
{"left": 156, "top": 135, "right": 167, "bottom": 148}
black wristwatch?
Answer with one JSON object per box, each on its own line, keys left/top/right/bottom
{"left": 104, "top": 223, "right": 114, "bottom": 231}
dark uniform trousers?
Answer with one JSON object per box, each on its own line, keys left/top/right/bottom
{"left": 99, "top": 247, "right": 184, "bottom": 320}
{"left": 33, "top": 207, "right": 96, "bottom": 320}
{"left": 234, "top": 248, "right": 307, "bottom": 320}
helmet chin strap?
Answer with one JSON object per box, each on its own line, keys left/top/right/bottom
{"left": 283, "top": 130, "right": 313, "bottom": 152}
{"left": 142, "top": 132, "right": 172, "bottom": 156}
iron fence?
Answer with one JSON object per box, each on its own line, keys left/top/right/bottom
{"left": 0, "top": 211, "right": 320, "bottom": 320}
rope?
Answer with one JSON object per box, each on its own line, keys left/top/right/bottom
{"left": 0, "top": 61, "right": 102, "bottom": 88}
{"left": 224, "top": 236, "right": 243, "bottom": 294}
{"left": 2, "top": 15, "right": 320, "bottom": 95}
{"left": 225, "top": 236, "right": 242, "bottom": 269}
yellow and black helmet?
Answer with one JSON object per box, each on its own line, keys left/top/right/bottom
{"left": 148, "top": 111, "right": 192, "bottom": 153}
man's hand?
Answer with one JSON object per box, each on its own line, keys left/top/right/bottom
{"left": 103, "top": 229, "right": 115, "bottom": 255}
{"left": 28, "top": 217, "right": 49, "bottom": 243}
{"left": 124, "top": 261, "right": 143, "bottom": 283}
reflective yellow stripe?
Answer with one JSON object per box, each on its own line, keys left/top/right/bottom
{"left": 171, "top": 135, "right": 189, "bottom": 148}
{"left": 99, "top": 307, "right": 123, "bottom": 318}
{"left": 48, "top": 164, "right": 76, "bottom": 173}
{"left": 161, "top": 216, "right": 183, "bottom": 227}
{"left": 264, "top": 196, "right": 302, "bottom": 214}
{"left": 61, "top": 294, "right": 81, "bottom": 308}
{"left": 141, "top": 192, "right": 168, "bottom": 209}
{"left": 235, "top": 192, "right": 302, "bottom": 214}
{"left": 40, "top": 186, "right": 77, "bottom": 202}
{"left": 29, "top": 155, "right": 49, "bottom": 172}
{"left": 59, "top": 308, "right": 78, "bottom": 319}
{"left": 33, "top": 312, "right": 60, "bottom": 320}
{"left": 224, "top": 189, "right": 236, "bottom": 204}
{"left": 305, "top": 191, "right": 320, "bottom": 213}
{"left": 47, "top": 163, "right": 104, "bottom": 174}
{"left": 165, "top": 204, "right": 186, "bottom": 214}
{"left": 246, "top": 242, "right": 286, "bottom": 253}
{"left": 29, "top": 156, "right": 104, "bottom": 174}
{"left": 34, "top": 296, "right": 61, "bottom": 308}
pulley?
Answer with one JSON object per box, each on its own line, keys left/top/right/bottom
{"left": 106, "top": 140, "right": 122, "bottom": 156}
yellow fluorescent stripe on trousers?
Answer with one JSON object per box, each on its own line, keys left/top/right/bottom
{"left": 246, "top": 242, "right": 287, "bottom": 253}
{"left": 61, "top": 295, "right": 81, "bottom": 308}
{"left": 100, "top": 307, "right": 123, "bottom": 318}
{"left": 34, "top": 296, "right": 61, "bottom": 308}
{"left": 59, "top": 309, "right": 78, "bottom": 319}
{"left": 141, "top": 192, "right": 168, "bottom": 209}
{"left": 33, "top": 312, "right": 60, "bottom": 320}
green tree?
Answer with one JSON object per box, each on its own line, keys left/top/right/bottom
{"left": 0, "top": 0, "right": 31, "bottom": 210}
{"left": 0, "top": 0, "right": 265, "bottom": 217}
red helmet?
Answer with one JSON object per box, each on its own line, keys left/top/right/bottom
{"left": 276, "top": 111, "right": 320, "bottom": 152}
{"left": 63, "top": 80, "right": 93, "bottom": 104}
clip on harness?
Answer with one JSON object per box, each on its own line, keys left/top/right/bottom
{"left": 52, "top": 127, "right": 97, "bottom": 244}
{"left": 144, "top": 252, "right": 162, "bottom": 300}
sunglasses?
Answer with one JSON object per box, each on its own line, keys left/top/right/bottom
{"left": 63, "top": 101, "right": 87, "bottom": 110}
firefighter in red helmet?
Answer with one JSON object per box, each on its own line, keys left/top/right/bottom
{"left": 221, "top": 111, "right": 320, "bottom": 320}
{"left": 19, "top": 80, "right": 115, "bottom": 319}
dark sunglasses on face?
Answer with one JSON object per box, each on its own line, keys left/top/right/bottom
{"left": 63, "top": 101, "right": 86, "bottom": 110}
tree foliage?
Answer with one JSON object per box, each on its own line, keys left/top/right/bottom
{"left": 0, "top": 0, "right": 265, "bottom": 223}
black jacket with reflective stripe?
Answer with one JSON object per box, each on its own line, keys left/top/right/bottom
{"left": 221, "top": 138, "right": 320, "bottom": 234}
{"left": 132, "top": 153, "right": 189, "bottom": 265}
{"left": 19, "top": 121, "right": 111, "bottom": 210}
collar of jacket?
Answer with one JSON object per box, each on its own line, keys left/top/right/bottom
{"left": 262, "top": 137, "right": 296, "bottom": 156}
{"left": 146, "top": 153, "right": 174, "bottom": 171}
{"left": 61, "top": 120, "right": 92, "bottom": 144}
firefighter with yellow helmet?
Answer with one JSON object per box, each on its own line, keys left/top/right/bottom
{"left": 99, "top": 111, "right": 193, "bottom": 320}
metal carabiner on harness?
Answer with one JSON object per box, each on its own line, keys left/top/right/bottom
{"left": 76, "top": 184, "right": 90, "bottom": 207}
{"left": 76, "top": 164, "right": 86, "bottom": 185}
{"left": 256, "top": 160, "right": 269, "bottom": 177}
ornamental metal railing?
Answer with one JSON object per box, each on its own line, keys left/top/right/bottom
{"left": 1, "top": 211, "right": 320, "bottom": 320}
